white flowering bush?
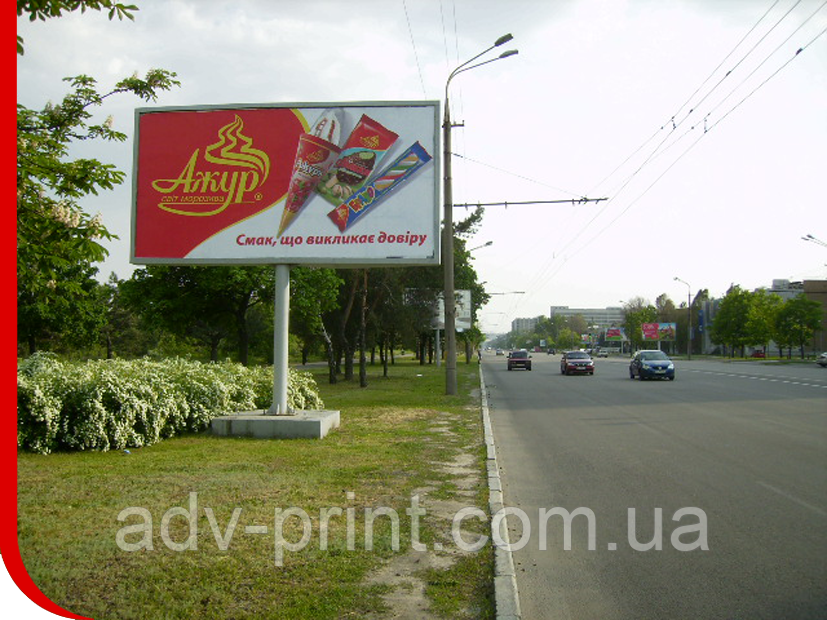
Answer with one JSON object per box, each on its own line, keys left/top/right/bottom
{"left": 17, "top": 354, "right": 324, "bottom": 454}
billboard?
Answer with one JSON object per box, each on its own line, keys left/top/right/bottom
{"left": 658, "top": 322, "right": 676, "bottom": 341}
{"left": 131, "top": 102, "right": 440, "bottom": 266}
{"left": 432, "top": 290, "right": 472, "bottom": 331}
{"left": 641, "top": 323, "right": 660, "bottom": 341}
{"left": 605, "top": 327, "right": 626, "bottom": 341}
{"left": 641, "top": 323, "right": 677, "bottom": 341}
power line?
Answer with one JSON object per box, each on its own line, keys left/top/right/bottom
{"left": 569, "top": 16, "right": 827, "bottom": 262}
{"left": 590, "top": 0, "right": 803, "bottom": 200}
{"left": 527, "top": 1, "right": 826, "bottom": 297}
{"left": 453, "top": 198, "right": 607, "bottom": 209}
{"left": 402, "top": 0, "right": 427, "bottom": 98}
{"left": 451, "top": 152, "right": 585, "bottom": 198}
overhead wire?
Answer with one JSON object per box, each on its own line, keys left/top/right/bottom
{"left": 525, "top": 0, "right": 826, "bottom": 297}
{"left": 402, "top": 0, "right": 427, "bottom": 98}
{"left": 591, "top": 0, "right": 799, "bottom": 202}
{"left": 543, "top": 1, "right": 827, "bottom": 283}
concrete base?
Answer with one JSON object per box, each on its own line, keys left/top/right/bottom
{"left": 211, "top": 410, "right": 340, "bottom": 439}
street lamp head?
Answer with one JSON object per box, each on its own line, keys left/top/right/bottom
{"left": 495, "top": 33, "right": 514, "bottom": 46}
{"left": 499, "top": 49, "right": 519, "bottom": 59}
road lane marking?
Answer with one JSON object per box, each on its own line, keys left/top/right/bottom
{"left": 684, "top": 369, "right": 827, "bottom": 389}
{"left": 756, "top": 481, "right": 827, "bottom": 517}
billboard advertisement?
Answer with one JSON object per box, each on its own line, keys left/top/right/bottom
{"left": 641, "top": 323, "right": 660, "bottom": 341}
{"left": 131, "top": 102, "right": 440, "bottom": 266}
{"left": 658, "top": 322, "right": 677, "bottom": 341}
{"left": 641, "top": 322, "right": 677, "bottom": 341}
{"left": 432, "top": 290, "right": 472, "bottom": 331}
{"left": 605, "top": 327, "right": 626, "bottom": 341}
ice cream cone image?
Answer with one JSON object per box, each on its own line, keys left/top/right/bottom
{"left": 278, "top": 109, "right": 343, "bottom": 236}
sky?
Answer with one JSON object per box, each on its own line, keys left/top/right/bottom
{"left": 16, "top": 0, "right": 827, "bottom": 334}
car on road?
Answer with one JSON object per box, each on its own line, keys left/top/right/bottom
{"left": 495, "top": 348, "right": 504, "bottom": 356}
{"left": 817, "top": 352, "right": 827, "bottom": 367}
{"left": 560, "top": 350, "right": 595, "bottom": 375}
{"left": 596, "top": 349, "right": 609, "bottom": 358}
{"left": 507, "top": 350, "right": 532, "bottom": 371}
{"left": 629, "top": 350, "right": 675, "bottom": 380}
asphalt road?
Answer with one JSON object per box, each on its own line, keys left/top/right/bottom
{"left": 483, "top": 352, "right": 827, "bottom": 619}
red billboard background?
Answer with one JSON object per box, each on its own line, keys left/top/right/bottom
{"left": 134, "top": 107, "right": 305, "bottom": 259}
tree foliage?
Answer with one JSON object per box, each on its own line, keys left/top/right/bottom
{"left": 17, "top": 2, "right": 179, "bottom": 354}
{"left": 775, "top": 294, "right": 822, "bottom": 358}
{"left": 622, "top": 297, "right": 658, "bottom": 351}
{"left": 121, "top": 266, "right": 275, "bottom": 365}
{"left": 711, "top": 287, "right": 822, "bottom": 357}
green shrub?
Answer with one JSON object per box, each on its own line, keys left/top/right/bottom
{"left": 17, "top": 354, "right": 324, "bottom": 454}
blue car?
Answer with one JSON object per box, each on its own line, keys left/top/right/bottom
{"left": 629, "top": 350, "right": 675, "bottom": 380}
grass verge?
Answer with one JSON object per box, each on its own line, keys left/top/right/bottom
{"left": 17, "top": 359, "right": 494, "bottom": 619}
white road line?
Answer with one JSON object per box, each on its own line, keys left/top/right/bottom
{"left": 756, "top": 481, "right": 827, "bottom": 517}
{"left": 684, "top": 368, "right": 827, "bottom": 389}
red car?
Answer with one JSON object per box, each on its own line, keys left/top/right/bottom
{"left": 560, "top": 351, "right": 595, "bottom": 375}
{"left": 507, "top": 350, "right": 532, "bottom": 371}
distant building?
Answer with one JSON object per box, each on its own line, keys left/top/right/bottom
{"left": 549, "top": 306, "right": 625, "bottom": 328}
{"left": 511, "top": 317, "right": 539, "bottom": 333}
{"left": 763, "top": 279, "right": 804, "bottom": 301}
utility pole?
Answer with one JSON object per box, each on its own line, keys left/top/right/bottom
{"left": 443, "top": 34, "right": 517, "bottom": 395}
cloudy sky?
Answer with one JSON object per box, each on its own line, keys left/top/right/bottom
{"left": 16, "top": 0, "right": 827, "bottom": 334}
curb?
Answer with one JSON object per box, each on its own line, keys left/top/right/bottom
{"left": 479, "top": 365, "right": 522, "bottom": 620}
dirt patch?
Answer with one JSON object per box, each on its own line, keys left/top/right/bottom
{"left": 363, "top": 410, "right": 485, "bottom": 618}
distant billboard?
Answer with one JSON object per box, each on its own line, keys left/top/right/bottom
{"left": 432, "top": 290, "right": 472, "bottom": 331}
{"left": 658, "top": 322, "right": 676, "bottom": 341}
{"left": 641, "top": 323, "right": 660, "bottom": 341}
{"left": 605, "top": 327, "right": 626, "bottom": 341}
{"left": 131, "top": 101, "right": 440, "bottom": 266}
{"left": 641, "top": 322, "right": 676, "bottom": 341}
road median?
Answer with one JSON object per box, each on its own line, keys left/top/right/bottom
{"left": 17, "top": 360, "right": 495, "bottom": 619}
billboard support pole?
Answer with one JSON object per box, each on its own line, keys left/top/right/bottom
{"left": 269, "top": 264, "right": 291, "bottom": 415}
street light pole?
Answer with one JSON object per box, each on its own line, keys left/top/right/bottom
{"left": 443, "top": 34, "right": 517, "bottom": 395}
{"left": 674, "top": 277, "right": 692, "bottom": 359}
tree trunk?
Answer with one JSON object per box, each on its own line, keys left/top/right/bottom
{"left": 319, "top": 315, "right": 337, "bottom": 384}
{"left": 359, "top": 270, "right": 368, "bottom": 388}
{"left": 339, "top": 273, "right": 359, "bottom": 381}
{"left": 236, "top": 299, "right": 251, "bottom": 366}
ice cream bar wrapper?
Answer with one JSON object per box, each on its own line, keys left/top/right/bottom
{"left": 316, "top": 115, "right": 399, "bottom": 206}
{"left": 328, "top": 142, "right": 432, "bottom": 232}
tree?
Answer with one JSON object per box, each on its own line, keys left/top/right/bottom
{"left": 622, "top": 297, "right": 657, "bottom": 351}
{"left": 709, "top": 286, "right": 753, "bottom": 357}
{"left": 99, "top": 272, "right": 159, "bottom": 359}
{"left": 17, "top": 262, "right": 106, "bottom": 354}
{"left": 122, "top": 266, "right": 274, "bottom": 364}
{"left": 567, "top": 314, "right": 588, "bottom": 337}
{"left": 555, "top": 328, "right": 581, "bottom": 351}
{"left": 17, "top": 3, "right": 179, "bottom": 355}
{"left": 746, "top": 289, "right": 783, "bottom": 353}
{"left": 289, "top": 267, "right": 343, "bottom": 367}
{"left": 775, "top": 294, "right": 822, "bottom": 359}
